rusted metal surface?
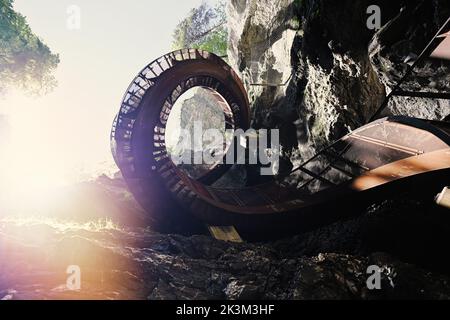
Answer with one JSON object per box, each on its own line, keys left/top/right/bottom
{"left": 432, "top": 30, "right": 450, "bottom": 60}
{"left": 351, "top": 149, "right": 450, "bottom": 191}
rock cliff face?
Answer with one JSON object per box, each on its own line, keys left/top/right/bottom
{"left": 369, "top": 1, "right": 450, "bottom": 119}
{"left": 227, "top": 0, "right": 450, "bottom": 170}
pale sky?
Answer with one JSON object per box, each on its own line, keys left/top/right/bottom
{"left": 0, "top": 0, "right": 213, "bottom": 191}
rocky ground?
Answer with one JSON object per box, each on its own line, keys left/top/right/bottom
{"left": 1, "top": 177, "right": 450, "bottom": 300}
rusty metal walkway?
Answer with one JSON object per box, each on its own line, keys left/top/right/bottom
{"left": 111, "top": 20, "right": 450, "bottom": 240}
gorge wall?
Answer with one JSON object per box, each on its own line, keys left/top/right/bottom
{"left": 227, "top": 0, "right": 450, "bottom": 172}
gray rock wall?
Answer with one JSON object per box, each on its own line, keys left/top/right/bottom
{"left": 227, "top": 0, "right": 450, "bottom": 170}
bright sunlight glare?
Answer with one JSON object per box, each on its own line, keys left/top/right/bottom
{"left": 0, "top": 0, "right": 211, "bottom": 213}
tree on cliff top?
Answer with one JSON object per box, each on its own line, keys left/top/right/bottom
{"left": 172, "top": 0, "right": 228, "bottom": 57}
{"left": 0, "top": 0, "right": 59, "bottom": 96}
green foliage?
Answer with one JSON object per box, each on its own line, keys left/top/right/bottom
{"left": 172, "top": 0, "right": 228, "bottom": 57}
{"left": 293, "top": 0, "right": 303, "bottom": 8}
{"left": 0, "top": 0, "right": 59, "bottom": 95}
